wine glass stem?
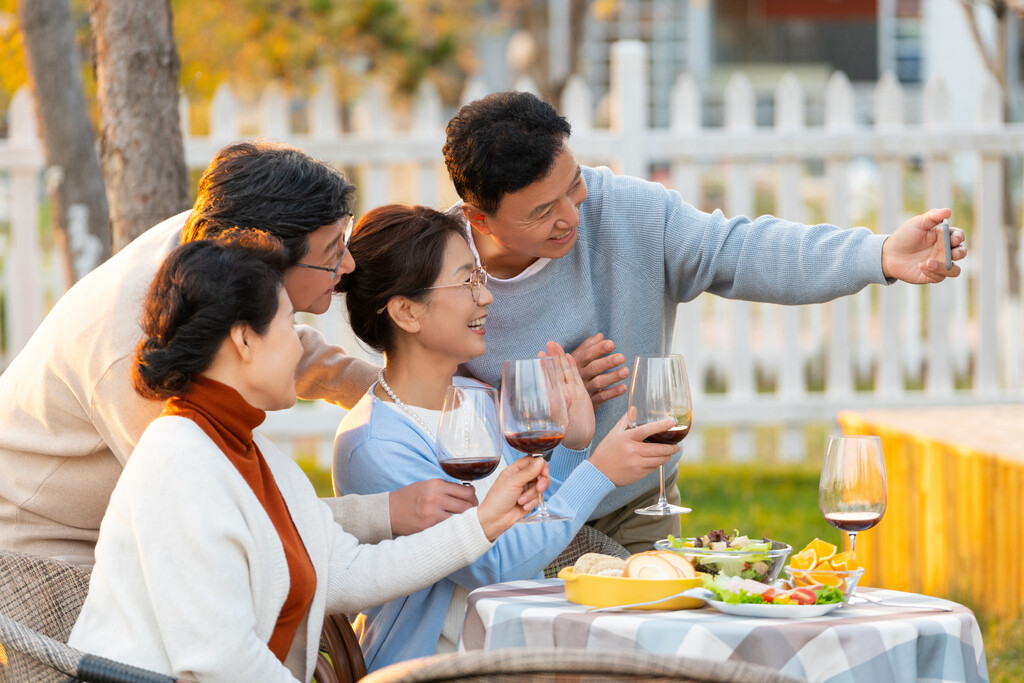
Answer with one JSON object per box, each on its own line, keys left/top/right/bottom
{"left": 533, "top": 453, "right": 548, "bottom": 513}
{"left": 656, "top": 464, "right": 668, "bottom": 505}
{"left": 847, "top": 531, "right": 858, "bottom": 554}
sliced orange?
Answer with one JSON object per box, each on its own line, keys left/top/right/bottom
{"left": 830, "top": 550, "right": 859, "bottom": 571}
{"left": 790, "top": 548, "right": 817, "bottom": 571}
{"left": 802, "top": 538, "right": 837, "bottom": 564}
{"left": 809, "top": 570, "right": 843, "bottom": 587}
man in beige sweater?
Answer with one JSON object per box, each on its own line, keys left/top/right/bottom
{"left": 0, "top": 141, "right": 477, "bottom": 565}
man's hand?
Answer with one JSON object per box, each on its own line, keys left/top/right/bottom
{"left": 388, "top": 479, "right": 478, "bottom": 536}
{"left": 881, "top": 208, "right": 967, "bottom": 284}
{"left": 543, "top": 342, "right": 595, "bottom": 450}
{"left": 569, "top": 333, "right": 629, "bottom": 410}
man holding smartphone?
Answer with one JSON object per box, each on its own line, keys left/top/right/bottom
{"left": 442, "top": 91, "right": 966, "bottom": 552}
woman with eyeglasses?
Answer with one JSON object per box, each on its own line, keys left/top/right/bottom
{"left": 332, "top": 205, "right": 679, "bottom": 671}
{"left": 68, "top": 232, "right": 550, "bottom": 683}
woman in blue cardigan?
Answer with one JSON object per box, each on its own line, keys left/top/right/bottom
{"left": 332, "top": 205, "right": 680, "bottom": 671}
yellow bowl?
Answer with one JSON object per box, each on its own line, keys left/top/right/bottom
{"left": 557, "top": 567, "right": 703, "bottom": 610}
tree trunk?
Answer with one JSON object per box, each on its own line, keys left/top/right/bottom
{"left": 17, "top": 0, "right": 111, "bottom": 284}
{"left": 91, "top": 0, "right": 189, "bottom": 252}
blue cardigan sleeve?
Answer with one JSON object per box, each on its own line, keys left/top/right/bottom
{"left": 336, "top": 411, "right": 614, "bottom": 590}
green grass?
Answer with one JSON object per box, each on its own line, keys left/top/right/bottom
{"left": 676, "top": 461, "right": 843, "bottom": 551}
{"left": 300, "top": 458, "right": 1022, "bottom": 679}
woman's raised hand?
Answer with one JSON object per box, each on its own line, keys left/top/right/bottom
{"left": 541, "top": 341, "right": 595, "bottom": 451}
{"left": 589, "top": 411, "right": 678, "bottom": 487}
{"left": 476, "top": 456, "right": 550, "bottom": 541}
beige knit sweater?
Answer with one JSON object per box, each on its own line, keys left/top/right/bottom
{"left": 0, "top": 212, "right": 380, "bottom": 564}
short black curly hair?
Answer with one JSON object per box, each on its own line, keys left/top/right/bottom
{"left": 443, "top": 91, "right": 571, "bottom": 214}
{"left": 132, "top": 230, "right": 288, "bottom": 400}
{"left": 182, "top": 140, "right": 355, "bottom": 266}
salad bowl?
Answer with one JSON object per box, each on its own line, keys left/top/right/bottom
{"left": 656, "top": 536, "right": 792, "bottom": 583}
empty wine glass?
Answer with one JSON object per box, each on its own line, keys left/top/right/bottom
{"left": 628, "top": 355, "right": 692, "bottom": 516}
{"left": 819, "top": 435, "right": 887, "bottom": 554}
{"left": 501, "top": 358, "right": 570, "bottom": 524}
{"left": 436, "top": 385, "right": 503, "bottom": 487}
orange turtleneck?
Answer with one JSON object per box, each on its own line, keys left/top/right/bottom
{"left": 162, "top": 375, "right": 316, "bottom": 664}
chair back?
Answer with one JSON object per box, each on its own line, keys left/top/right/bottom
{"left": 316, "top": 613, "right": 368, "bottom": 683}
{"left": 360, "top": 648, "right": 807, "bottom": 683}
{"left": 0, "top": 549, "right": 183, "bottom": 683}
{"left": 0, "top": 549, "right": 91, "bottom": 642}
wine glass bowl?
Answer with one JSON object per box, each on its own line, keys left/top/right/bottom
{"left": 436, "top": 385, "right": 503, "bottom": 487}
{"left": 501, "top": 358, "right": 570, "bottom": 523}
{"left": 818, "top": 435, "right": 887, "bottom": 555}
{"left": 628, "top": 355, "right": 692, "bottom": 516}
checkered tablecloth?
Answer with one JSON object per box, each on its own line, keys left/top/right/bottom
{"left": 459, "top": 579, "right": 988, "bottom": 683}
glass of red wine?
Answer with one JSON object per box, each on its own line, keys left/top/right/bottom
{"left": 501, "top": 358, "right": 570, "bottom": 524}
{"left": 628, "top": 355, "right": 693, "bottom": 516}
{"left": 819, "top": 435, "right": 887, "bottom": 555}
{"left": 436, "top": 385, "right": 503, "bottom": 487}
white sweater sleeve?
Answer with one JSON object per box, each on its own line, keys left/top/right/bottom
{"left": 319, "top": 492, "right": 393, "bottom": 544}
{"left": 321, "top": 506, "right": 492, "bottom": 615}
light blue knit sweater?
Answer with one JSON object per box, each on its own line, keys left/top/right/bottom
{"left": 333, "top": 376, "right": 615, "bottom": 671}
{"left": 461, "top": 165, "right": 890, "bottom": 519}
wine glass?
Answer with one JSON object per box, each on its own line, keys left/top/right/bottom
{"left": 628, "top": 355, "right": 693, "bottom": 516}
{"left": 819, "top": 435, "right": 887, "bottom": 555}
{"left": 436, "top": 385, "right": 503, "bottom": 487}
{"left": 501, "top": 358, "right": 570, "bottom": 524}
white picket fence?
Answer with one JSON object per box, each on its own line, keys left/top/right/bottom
{"left": 2, "top": 40, "right": 1023, "bottom": 467}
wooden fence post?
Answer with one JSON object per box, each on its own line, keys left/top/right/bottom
{"left": 609, "top": 40, "right": 647, "bottom": 178}
{"left": 825, "top": 71, "right": 855, "bottom": 401}
{"left": 974, "top": 73, "right": 1004, "bottom": 396}
{"left": 874, "top": 72, "right": 906, "bottom": 398}
{"left": 922, "top": 74, "right": 956, "bottom": 398}
{"left": 7, "top": 87, "right": 43, "bottom": 355}
{"left": 724, "top": 72, "right": 756, "bottom": 460}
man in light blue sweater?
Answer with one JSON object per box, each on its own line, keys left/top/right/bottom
{"left": 443, "top": 91, "right": 967, "bottom": 551}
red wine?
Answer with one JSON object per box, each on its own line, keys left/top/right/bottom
{"left": 824, "top": 511, "right": 882, "bottom": 532}
{"left": 505, "top": 430, "right": 564, "bottom": 461}
{"left": 644, "top": 424, "right": 690, "bottom": 445}
{"left": 439, "top": 458, "right": 501, "bottom": 482}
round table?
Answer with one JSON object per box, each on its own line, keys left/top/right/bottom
{"left": 459, "top": 579, "right": 988, "bottom": 683}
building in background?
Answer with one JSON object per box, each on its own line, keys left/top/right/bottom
{"left": 480, "top": 0, "right": 1019, "bottom": 127}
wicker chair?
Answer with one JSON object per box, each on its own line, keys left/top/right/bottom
{"left": 360, "top": 649, "right": 807, "bottom": 683}
{"left": 0, "top": 549, "right": 365, "bottom": 683}
{"left": 0, "top": 549, "right": 182, "bottom": 682}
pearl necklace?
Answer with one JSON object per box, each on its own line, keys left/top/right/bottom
{"left": 378, "top": 368, "right": 434, "bottom": 437}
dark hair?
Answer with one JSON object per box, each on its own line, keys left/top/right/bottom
{"left": 443, "top": 91, "right": 571, "bottom": 214}
{"left": 337, "top": 205, "right": 467, "bottom": 354}
{"left": 182, "top": 141, "right": 355, "bottom": 266}
{"left": 132, "top": 230, "right": 288, "bottom": 400}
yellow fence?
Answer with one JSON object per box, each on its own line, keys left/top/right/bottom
{"left": 839, "top": 405, "right": 1024, "bottom": 619}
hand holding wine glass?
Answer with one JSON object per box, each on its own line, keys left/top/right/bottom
{"left": 501, "top": 358, "right": 570, "bottom": 524}
{"left": 819, "top": 435, "right": 887, "bottom": 555}
{"left": 628, "top": 355, "right": 693, "bottom": 516}
{"left": 436, "top": 385, "right": 503, "bottom": 487}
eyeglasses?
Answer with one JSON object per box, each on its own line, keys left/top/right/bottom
{"left": 423, "top": 266, "right": 489, "bottom": 303}
{"left": 293, "top": 214, "right": 355, "bottom": 278}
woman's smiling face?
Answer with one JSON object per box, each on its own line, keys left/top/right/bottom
{"left": 414, "top": 233, "right": 494, "bottom": 364}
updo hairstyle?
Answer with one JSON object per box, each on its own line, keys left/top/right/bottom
{"left": 132, "top": 230, "right": 288, "bottom": 400}
{"left": 338, "top": 205, "right": 467, "bottom": 354}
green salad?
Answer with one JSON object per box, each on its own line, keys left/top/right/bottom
{"left": 665, "top": 530, "right": 777, "bottom": 581}
{"left": 703, "top": 574, "right": 844, "bottom": 606}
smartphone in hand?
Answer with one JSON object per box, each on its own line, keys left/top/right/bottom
{"left": 941, "top": 219, "right": 952, "bottom": 270}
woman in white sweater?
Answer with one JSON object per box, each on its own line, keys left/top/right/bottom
{"left": 68, "top": 232, "right": 548, "bottom": 683}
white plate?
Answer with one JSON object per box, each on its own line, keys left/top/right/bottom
{"left": 706, "top": 599, "right": 841, "bottom": 619}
